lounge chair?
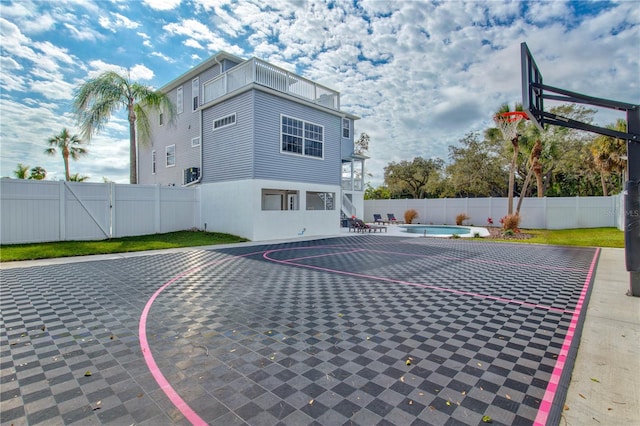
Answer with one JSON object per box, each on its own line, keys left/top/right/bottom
{"left": 373, "top": 214, "right": 388, "bottom": 224}
{"left": 387, "top": 213, "right": 404, "bottom": 224}
{"left": 354, "top": 218, "right": 387, "bottom": 233}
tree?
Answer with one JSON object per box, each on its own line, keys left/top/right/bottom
{"left": 444, "top": 132, "right": 507, "bottom": 197}
{"left": 44, "top": 128, "right": 88, "bottom": 181}
{"left": 73, "top": 71, "right": 176, "bottom": 184}
{"left": 354, "top": 132, "right": 370, "bottom": 155}
{"left": 384, "top": 157, "right": 444, "bottom": 199}
{"left": 69, "top": 173, "right": 90, "bottom": 182}
{"left": 590, "top": 119, "right": 627, "bottom": 196}
{"left": 29, "top": 166, "right": 47, "bottom": 180}
{"left": 364, "top": 183, "right": 391, "bottom": 200}
{"left": 13, "top": 163, "right": 30, "bottom": 179}
{"left": 487, "top": 103, "right": 526, "bottom": 215}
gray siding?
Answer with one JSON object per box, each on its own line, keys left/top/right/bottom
{"left": 341, "top": 118, "right": 354, "bottom": 159}
{"left": 141, "top": 62, "right": 227, "bottom": 185}
{"left": 140, "top": 83, "right": 201, "bottom": 185}
{"left": 253, "top": 91, "right": 341, "bottom": 186}
{"left": 201, "top": 90, "right": 254, "bottom": 182}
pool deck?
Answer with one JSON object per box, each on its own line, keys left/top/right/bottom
{"left": 1, "top": 231, "right": 638, "bottom": 425}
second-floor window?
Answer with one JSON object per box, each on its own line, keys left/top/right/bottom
{"left": 152, "top": 150, "right": 156, "bottom": 174}
{"left": 342, "top": 118, "right": 350, "bottom": 138}
{"left": 166, "top": 145, "right": 175, "bottom": 167}
{"left": 177, "top": 86, "right": 184, "bottom": 114}
{"left": 281, "top": 115, "right": 323, "bottom": 159}
{"left": 192, "top": 77, "right": 199, "bottom": 111}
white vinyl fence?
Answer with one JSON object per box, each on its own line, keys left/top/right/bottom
{"left": 1, "top": 179, "right": 199, "bottom": 244}
{"left": 365, "top": 195, "right": 625, "bottom": 230}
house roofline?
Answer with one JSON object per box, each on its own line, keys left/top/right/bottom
{"left": 160, "top": 51, "right": 246, "bottom": 92}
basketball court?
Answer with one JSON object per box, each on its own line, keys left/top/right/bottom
{"left": 1, "top": 236, "right": 599, "bottom": 425}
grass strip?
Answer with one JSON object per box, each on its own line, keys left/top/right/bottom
{"left": 1, "top": 231, "right": 248, "bottom": 262}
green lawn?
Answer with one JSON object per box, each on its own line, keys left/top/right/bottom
{"left": 0, "top": 227, "right": 624, "bottom": 263}
{"left": 495, "top": 227, "right": 625, "bottom": 248}
{"left": 0, "top": 231, "right": 248, "bottom": 262}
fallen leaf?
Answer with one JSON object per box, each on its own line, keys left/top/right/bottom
{"left": 505, "top": 394, "right": 511, "bottom": 400}
{"left": 482, "top": 415, "right": 493, "bottom": 423}
{"left": 41, "top": 325, "right": 46, "bottom": 331}
{"left": 579, "top": 393, "right": 586, "bottom": 399}
{"left": 406, "top": 359, "right": 411, "bottom": 366}
{"left": 446, "top": 401, "right": 451, "bottom": 406}
{"left": 607, "top": 408, "right": 613, "bottom": 411}
{"left": 84, "top": 371, "right": 92, "bottom": 377}
{"left": 309, "top": 399, "right": 314, "bottom": 405}
{"left": 590, "top": 378, "right": 600, "bottom": 383}
{"left": 400, "top": 376, "right": 405, "bottom": 382}
{"left": 461, "top": 390, "right": 466, "bottom": 395}
{"left": 564, "top": 404, "right": 570, "bottom": 411}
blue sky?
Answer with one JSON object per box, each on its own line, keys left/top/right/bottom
{"left": 1, "top": 0, "right": 638, "bottom": 184}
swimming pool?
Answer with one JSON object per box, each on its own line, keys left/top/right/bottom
{"left": 399, "top": 225, "right": 488, "bottom": 237}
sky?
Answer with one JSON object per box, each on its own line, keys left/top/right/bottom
{"left": 1, "top": 0, "right": 638, "bottom": 185}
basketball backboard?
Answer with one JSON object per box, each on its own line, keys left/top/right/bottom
{"left": 521, "top": 42, "right": 544, "bottom": 131}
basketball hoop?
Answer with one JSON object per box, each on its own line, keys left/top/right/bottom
{"left": 493, "top": 111, "right": 529, "bottom": 142}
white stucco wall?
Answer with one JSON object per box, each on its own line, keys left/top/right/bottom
{"left": 200, "top": 179, "right": 341, "bottom": 241}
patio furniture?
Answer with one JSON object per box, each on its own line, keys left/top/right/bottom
{"left": 354, "top": 218, "right": 387, "bottom": 233}
{"left": 373, "top": 214, "right": 389, "bottom": 224}
{"left": 387, "top": 213, "right": 404, "bottom": 224}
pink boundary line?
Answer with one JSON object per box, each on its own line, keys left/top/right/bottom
{"left": 533, "top": 247, "right": 600, "bottom": 426}
{"left": 138, "top": 251, "right": 262, "bottom": 426}
{"left": 262, "top": 248, "right": 577, "bottom": 314}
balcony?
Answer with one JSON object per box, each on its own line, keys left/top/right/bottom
{"left": 203, "top": 58, "right": 340, "bottom": 110}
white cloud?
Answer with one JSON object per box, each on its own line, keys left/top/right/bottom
{"left": 142, "top": 0, "right": 181, "bottom": 11}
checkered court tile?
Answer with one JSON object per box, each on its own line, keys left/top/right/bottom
{"left": 1, "top": 236, "right": 599, "bottom": 425}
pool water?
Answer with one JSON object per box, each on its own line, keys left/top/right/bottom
{"left": 400, "top": 225, "right": 472, "bottom": 235}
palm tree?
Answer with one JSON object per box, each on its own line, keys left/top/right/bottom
{"left": 44, "top": 128, "right": 88, "bottom": 181}
{"left": 29, "top": 166, "right": 47, "bottom": 180}
{"left": 590, "top": 119, "right": 627, "bottom": 196}
{"left": 13, "top": 163, "right": 30, "bottom": 179}
{"left": 73, "top": 71, "right": 176, "bottom": 184}
{"left": 69, "top": 173, "right": 90, "bottom": 182}
{"left": 488, "top": 103, "right": 526, "bottom": 215}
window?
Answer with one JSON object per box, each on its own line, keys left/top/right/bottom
{"left": 213, "top": 113, "right": 236, "bottom": 130}
{"left": 166, "top": 145, "right": 175, "bottom": 167}
{"left": 281, "top": 115, "right": 323, "bottom": 159}
{"left": 152, "top": 150, "right": 156, "bottom": 174}
{"left": 306, "top": 191, "right": 335, "bottom": 210}
{"left": 159, "top": 112, "right": 164, "bottom": 126}
{"left": 191, "top": 137, "right": 200, "bottom": 147}
{"left": 342, "top": 118, "right": 350, "bottom": 138}
{"left": 261, "top": 189, "right": 299, "bottom": 211}
{"left": 177, "top": 86, "right": 184, "bottom": 114}
{"left": 192, "top": 77, "right": 199, "bottom": 111}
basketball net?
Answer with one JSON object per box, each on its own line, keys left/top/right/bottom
{"left": 493, "top": 111, "right": 528, "bottom": 142}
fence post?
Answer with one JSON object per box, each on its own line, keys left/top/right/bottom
{"left": 59, "top": 181, "right": 66, "bottom": 241}
{"left": 110, "top": 183, "right": 116, "bottom": 238}
{"left": 155, "top": 185, "right": 161, "bottom": 234}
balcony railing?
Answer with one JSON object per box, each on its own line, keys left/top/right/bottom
{"left": 203, "top": 58, "right": 340, "bottom": 109}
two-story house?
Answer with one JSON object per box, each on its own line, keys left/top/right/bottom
{"left": 138, "top": 52, "right": 365, "bottom": 241}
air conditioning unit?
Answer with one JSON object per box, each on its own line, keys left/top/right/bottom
{"left": 184, "top": 167, "right": 200, "bottom": 184}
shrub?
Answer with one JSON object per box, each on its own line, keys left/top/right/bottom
{"left": 404, "top": 209, "right": 419, "bottom": 224}
{"left": 455, "top": 213, "right": 470, "bottom": 226}
{"left": 501, "top": 214, "right": 521, "bottom": 232}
